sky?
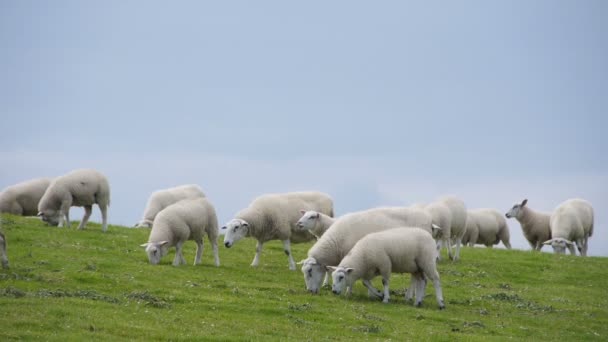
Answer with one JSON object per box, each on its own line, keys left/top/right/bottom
{"left": 1, "top": 1, "right": 606, "bottom": 256}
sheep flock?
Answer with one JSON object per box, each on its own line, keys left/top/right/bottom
{"left": 0, "top": 169, "right": 598, "bottom": 310}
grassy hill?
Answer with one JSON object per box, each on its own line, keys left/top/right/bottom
{"left": 0, "top": 214, "right": 606, "bottom": 341}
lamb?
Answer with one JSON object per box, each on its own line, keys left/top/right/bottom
{"left": 505, "top": 199, "right": 551, "bottom": 251}
{"left": 295, "top": 210, "right": 336, "bottom": 238}
{"left": 222, "top": 191, "right": 334, "bottom": 270}
{"left": 0, "top": 178, "right": 52, "bottom": 216}
{"left": 462, "top": 209, "right": 511, "bottom": 249}
{"left": 140, "top": 197, "right": 220, "bottom": 266}
{"left": 544, "top": 198, "right": 594, "bottom": 256}
{"left": 135, "top": 184, "right": 206, "bottom": 228}
{"left": 0, "top": 232, "right": 8, "bottom": 269}
{"left": 37, "top": 169, "right": 110, "bottom": 232}
{"left": 328, "top": 227, "right": 445, "bottom": 309}
{"left": 299, "top": 206, "right": 439, "bottom": 294}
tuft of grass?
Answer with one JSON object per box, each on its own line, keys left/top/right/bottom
{"left": 0, "top": 213, "right": 607, "bottom": 340}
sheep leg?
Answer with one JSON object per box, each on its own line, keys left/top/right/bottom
{"left": 424, "top": 269, "right": 445, "bottom": 310}
{"left": 576, "top": 240, "right": 585, "bottom": 257}
{"left": 322, "top": 271, "right": 330, "bottom": 288}
{"left": 78, "top": 205, "right": 92, "bottom": 230}
{"left": 211, "top": 238, "right": 220, "bottom": 267}
{"left": 362, "top": 279, "right": 383, "bottom": 299}
{"left": 194, "top": 239, "right": 203, "bottom": 265}
{"left": 503, "top": 240, "right": 512, "bottom": 249}
{"left": 445, "top": 236, "right": 454, "bottom": 261}
{"left": 452, "top": 237, "right": 462, "bottom": 261}
{"left": 435, "top": 240, "right": 442, "bottom": 261}
{"left": 99, "top": 204, "right": 108, "bottom": 232}
{"left": 405, "top": 274, "right": 416, "bottom": 301}
{"left": 414, "top": 272, "right": 426, "bottom": 307}
{"left": 567, "top": 244, "right": 577, "bottom": 255}
{"left": 173, "top": 242, "right": 184, "bottom": 266}
{"left": 582, "top": 237, "right": 589, "bottom": 256}
{"left": 282, "top": 239, "right": 296, "bottom": 270}
{"left": 251, "top": 241, "right": 263, "bottom": 267}
{"left": 381, "top": 277, "right": 391, "bottom": 303}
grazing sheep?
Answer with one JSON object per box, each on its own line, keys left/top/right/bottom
{"left": 300, "top": 206, "right": 438, "bottom": 294}
{"left": 37, "top": 169, "right": 110, "bottom": 232}
{"left": 411, "top": 201, "right": 453, "bottom": 261}
{"left": 222, "top": 191, "right": 334, "bottom": 270}
{"left": 0, "top": 178, "right": 52, "bottom": 216}
{"left": 296, "top": 210, "right": 336, "bottom": 238}
{"left": 505, "top": 199, "right": 551, "bottom": 251}
{"left": 135, "top": 184, "right": 206, "bottom": 228}
{"left": 544, "top": 199, "right": 594, "bottom": 256}
{"left": 435, "top": 196, "right": 468, "bottom": 261}
{"left": 0, "top": 232, "right": 8, "bottom": 269}
{"left": 140, "top": 197, "right": 220, "bottom": 266}
{"left": 462, "top": 209, "right": 511, "bottom": 249}
{"left": 328, "top": 227, "right": 445, "bottom": 309}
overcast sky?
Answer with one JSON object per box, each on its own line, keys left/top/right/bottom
{"left": 1, "top": 1, "right": 606, "bottom": 256}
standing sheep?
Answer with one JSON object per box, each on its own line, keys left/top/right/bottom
{"left": 544, "top": 199, "right": 594, "bottom": 256}
{"left": 505, "top": 199, "right": 551, "bottom": 251}
{"left": 0, "top": 232, "right": 8, "bottom": 269}
{"left": 135, "top": 184, "right": 206, "bottom": 228}
{"left": 0, "top": 178, "right": 52, "bottom": 216}
{"left": 462, "top": 209, "right": 511, "bottom": 249}
{"left": 328, "top": 227, "right": 445, "bottom": 309}
{"left": 411, "top": 201, "right": 453, "bottom": 261}
{"left": 37, "top": 169, "right": 110, "bottom": 232}
{"left": 140, "top": 197, "right": 220, "bottom": 266}
{"left": 300, "top": 206, "right": 438, "bottom": 294}
{"left": 435, "top": 196, "right": 467, "bottom": 261}
{"left": 296, "top": 210, "right": 336, "bottom": 238}
{"left": 222, "top": 191, "right": 334, "bottom": 270}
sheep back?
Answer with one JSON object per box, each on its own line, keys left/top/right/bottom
{"left": 148, "top": 198, "right": 218, "bottom": 246}
{"left": 38, "top": 169, "right": 110, "bottom": 211}
{"left": 550, "top": 199, "right": 594, "bottom": 241}
{"left": 0, "top": 178, "right": 52, "bottom": 216}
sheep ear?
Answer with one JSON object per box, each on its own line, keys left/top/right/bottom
{"left": 326, "top": 266, "right": 337, "bottom": 272}
{"left": 345, "top": 268, "right": 354, "bottom": 274}
{"left": 242, "top": 222, "right": 249, "bottom": 227}
{"left": 565, "top": 240, "right": 574, "bottom": 246}
{"left": 37, "top": 212, "right": 43, "bottom": 217}
{"left": 432, "top": 224, "right": 442, "bottom": 230}
{"left": 542, "top": 239, "right": 553, "bottom": 245}
{"left": 158, "top": 241, "right": 169, "bottom": 247}
{"left": 521, "top": 199, "right": 528, "bottom": 206}
{"left": 140, "top": 243, "right": 149, "bottom": 248}
{"left": 314, "top": 212, "right": 320, "bottom": 219}
{"left": 300, "top": 209, "right": 306, "bottom": 215}
{"left": 221, "top": 226, "right": 227, "bottom": 230}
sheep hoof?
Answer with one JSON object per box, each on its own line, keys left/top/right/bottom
{"left": 439, "top": 304, "right": 446, "bottom": 310}
{"left": 415, "top": 301, "right": 422, "bottom": 308}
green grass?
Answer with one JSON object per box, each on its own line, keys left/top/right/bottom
{"left": 0, "top": 214, "right": 606, "bottom": 341}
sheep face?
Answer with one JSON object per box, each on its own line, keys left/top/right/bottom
{"left": 300, "top": 257, "right": 325, "bottom": 294}
{"left": 140, "top": 241, "right": 169, "bottom": 265}
{"left": 328, "top": 266, "right": 354, "bottom": 295}
{"left": 38, "top": 209, "right": 60, "bottom": 226}
{"left": 296, "top": 210, "right": 319, "bottom": 231}
{"left": 506, "top": 199, "right": 528, "bottom": 219}
{"left": 222, "top": 219, "right": 249, "bottom": 248}
{"left": 543, "top": 238, "right": 573, "bottom": 254}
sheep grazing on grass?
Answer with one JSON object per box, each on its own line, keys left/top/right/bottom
{"left": 135, "top": 184, "right": 206, "bottom": 228}
{"left": 462, "top": 209, "right": 511, "bottom": 249}
{"left": 222, "top": 191, "right": 334, "bottom": 270}
{"left": 544, "top": 199, "right": 594, "bottom": 256}
{"left": 328, "top": 227, "right": 445, "bottom": 309}
{"left": 300, "top": 206, "right": 438, "bottom": 294}
{"left": 37, "top": 169, "right": 110, "bottom": 232}
{"left": 140, "top": 197, "right": 220, "bottom": 266}
{"left": 431, "top": 196, "right": 467, "bottom": 261}
{"left": 0, "top": 178, "right": 52, "bottom": 216}
{"left": 0, "top": 232, "right": 8, "bottom": 269}
{"left": 505, "top": 199, "right": 551, "bottom": 251}
{"left": 296, "top": 210, "right": 336, "bottom": 238}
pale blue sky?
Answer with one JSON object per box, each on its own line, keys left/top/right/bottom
{"left": 1, "top": 1, "right": 606, "bottom": 255}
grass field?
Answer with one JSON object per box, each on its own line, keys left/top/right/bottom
{"left": 0, "top": 214, "right": 606, "bottom": 341}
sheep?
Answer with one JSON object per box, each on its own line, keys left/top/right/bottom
{"left": 433, "top": 196, "right": 467, "bottom": 261}
{"left": 295, "top": 210, "right": 336, "bottom": 238}
{"left": 505, "top": 199, "right": 551, "bottom": 251}
{"left": 37, "top": 169, "right": 110, "bottom": 232}
{"left": 462, "top": 209, "right": 511, "bottom": 249}
{"left": 0, "top": 232, "right": 8, "bottom": 269}
{"left": 544, "top": 198, "right": 594, "bottom": 256}
{"left": 411, "top": 201, "right": 454, "bottom": 261}
{"left": 328, "top": 227, "right": 445, "bottom": 309}
{"left": 0, "top": 178, "right": 52, "bottom": 216}
{"left": 299, "top": 206, "right": 439, "bottom": 294}
{"left": 140, "top": 197, "right": 220, "bottom": 266}
{"left": 222, "top": 191, "right": 334, "bottom": 270}
{"left": 135, "top": 184, "right": 206, "bottom": 228}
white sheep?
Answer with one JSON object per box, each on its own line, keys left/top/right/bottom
{"left": 0, "top": 178, "right": 52, "bottom": 216}
{"left": 222, "top": 191, "right": 334, "bottom": 270}
{"left": 0, "top": 232, "right": 8, "bottom": 269}
{"left": 37, "top": 169, "right": 110, "bottom": 232}
{"left": 505, "top": 199, "right": 551, "bottom": 251}
{"left": 140, "top": 197, "right": 220, "bottom": 266}
{"left": 462, "top": 209, "right": 511, "bottom": 249}
{"left": 295, "top": 210, "right": 336, "bottom": 238}
{"left": 135, "top": 184, "right": 206, "bottom": 228}
{"left": 544, "top": 198, "right": 594, "bottom": 256}
{"left": 300, "top": 206, "right": 439, "bottom": 294}
{"left": 434, "top": 196, "right": 467, "bottom": 261}
{"left": 328, "top": 227, "right": 445, "bottom": 309}
{"left": 411, "top": 201, "right": 454, "bottom": 261}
